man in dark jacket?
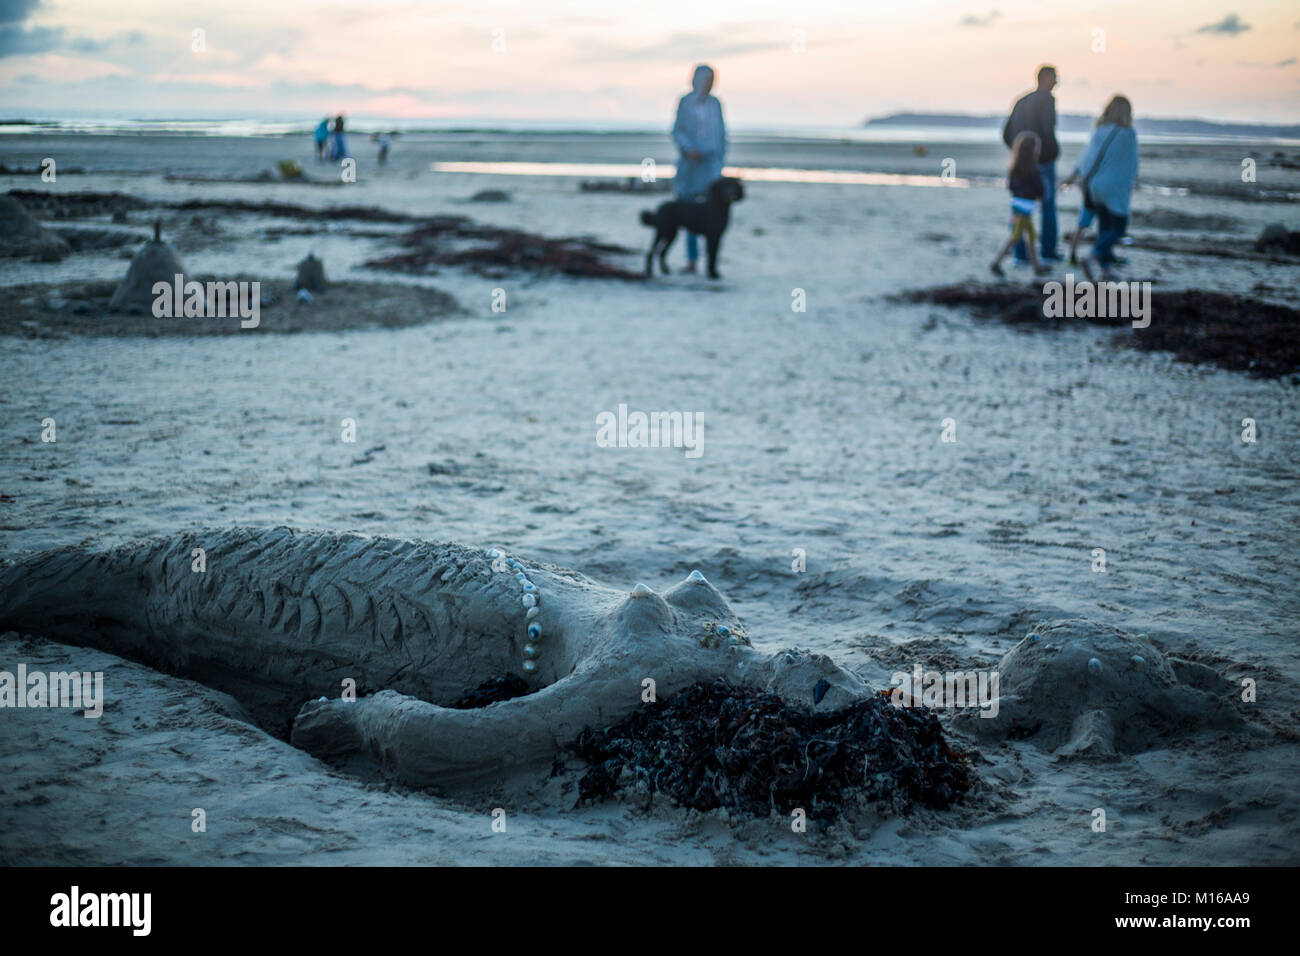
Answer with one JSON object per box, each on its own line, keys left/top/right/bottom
{"left": 1003, "top": 65, "right": 1060, "bottom": 262}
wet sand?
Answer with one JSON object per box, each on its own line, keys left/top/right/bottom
{"left": 2, "top": 130, "right": 1299, "bottom": 865}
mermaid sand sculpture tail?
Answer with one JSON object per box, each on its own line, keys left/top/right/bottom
{"left": 0, "top": 528, "right": 869, "bottom": 789}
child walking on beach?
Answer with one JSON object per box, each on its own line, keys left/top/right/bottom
{"left": 991, "top": 131, "right": 1051, "bottom": 277}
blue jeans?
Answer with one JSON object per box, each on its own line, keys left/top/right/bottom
{"left": 686, "top": 231, "right": 699, "bottom": 262}
{"left": 1093, "top": 205, "right": 1128, "bottom": 267}
{"left": 1014, "top": 162, "right": 1058, "bottom": 261}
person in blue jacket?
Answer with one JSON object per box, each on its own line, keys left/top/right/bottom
{"left": 313, "top": 117, "right": 330, "bottom": 161}
{"left": 1063, "top": 95, "right": 1139, "bottom": 281}
{"left": 671, "top": 64, "right": 727, "bottom": 273}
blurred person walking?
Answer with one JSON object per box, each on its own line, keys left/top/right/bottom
{"left": 671, "top": 64, "right": 727, "bottom": 273}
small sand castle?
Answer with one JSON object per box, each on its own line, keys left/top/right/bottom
{"left": 0, "top": 195, "right": 71, "bottom": 262}
{"left": 109, "top": 220, "right": 185, "bottom": 313}
{"left": 294, "top": 253, "right": 326, "bottom": 293}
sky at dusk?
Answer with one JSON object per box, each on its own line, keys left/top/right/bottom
{"left": 2, "top": 0, "right": 1297, "bottom": 126}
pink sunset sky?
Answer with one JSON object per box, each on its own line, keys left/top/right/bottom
{"left": 1, "top": 0, "right": 1297, "bottom": 125}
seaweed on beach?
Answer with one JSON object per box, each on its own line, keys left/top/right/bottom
{"left": 366, "top": 220, "right": 644, "bottom": 281}
{"left": 572, "top": 679, "right": 972, "bottom": 821}
{"left": 1129, "top": 292, "right": 1300, "bottom": 378}
{"left": 6, "top": 189, "right": 422, "bottom": 224}
{"left": 8, "top": 189, "right": 149, "bottom": 219}
{"left": 899, "top": 284, "right": 1300, "bottom": 379}
{"left": 449, "top": 674, "right": 532, "bottom": 709}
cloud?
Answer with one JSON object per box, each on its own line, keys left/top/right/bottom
{"left": 960, "top": 11, "right": 1002, "bottom": 27}
{"left": 1195, "top": 13, "right": 1250, "bottom": 36}
{"left": 0, "top": 0, "right": 43, "bottom": 24}
{"left": 0, "top": 0, "right": 107, "bottom": 58}
{"left": 0, "top": 22, "right": 61, "bottom": 55}
{"left": 571, "top": 30, "right": 786, "bottom": 64}
{"left": 1278, "top": 57, "right": 1298, "bottom": 68}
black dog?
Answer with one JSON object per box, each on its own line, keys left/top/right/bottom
{"left": 640, "top": 177, "right": 745, "bottom": 278}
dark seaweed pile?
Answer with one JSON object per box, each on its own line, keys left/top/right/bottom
{"left": 573, "top": 679, "right": 971, "bottom": 821}
{"left": 365, "top": 217, "right": 643, "bottom": 281}
{"left": 899, "top": 284, "right": 1300, "bottom": 379}
{"left": 449, "top": 674, "right": 531, "bottom": 709}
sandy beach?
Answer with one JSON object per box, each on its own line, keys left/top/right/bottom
{"left": 2, "top": 127, "right": 1299, "bottom": 866}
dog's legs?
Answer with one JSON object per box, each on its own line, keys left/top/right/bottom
{"left": 645, "top": 233, "right": 659, "bottom": 276}
{"left": 658, "top": 227, "right": 678, "bottom": 275}
{"left": 706, "top": 233, "right": 721, "bottom": 279}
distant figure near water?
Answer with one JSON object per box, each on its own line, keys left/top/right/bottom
{"left": 313, "top": 117, "right": 330, "bottom": 161}
{"left": 1003, "top": 65, "right": 1060, "bottom": 263}
{"left": 1063, "top": 95, "right": 1139, "bottom": 282}
{"left": 671, "top": 64, "right": 727, "bottom": 274}
{"left": 329, "top": 114, "right": 349, "bottom": 161}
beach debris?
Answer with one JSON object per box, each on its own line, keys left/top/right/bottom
{"left": 7, "top": 189, "right": 148, "bottom": 220}
{"left": 1137, "top": 208, "right": 1241, "bottom": 233}
{"left": 169, "top": 197, "right": 417, "bottom": 223}
{"left": 366, "top": 218, "right": 643, "bottom": 281}
{"left": 44, "top": 224, "right": 138, "bottom": 253}
{"left": 278, "top": 160, "right": 304, "bottom": 181}
{"left": 108, "top": 220, "right": 186, "bottom": 313}
{"left": 468, "top": 189, "right": 511, "bottom": 203}
{"left": 294, "top": 253, "right": 327, "bottom": 293}
{"left": 573, "top": 678, "right": 972, "bottom": 821}
{"left": 350, "top": 444, "right": 385, "bottom": 466}
{"left": 1255, "top": 222, "right": 1300, "bottom": 255}
{"left": 0, "top": 195, "right": 72, "bottom": 262}
{"left": 450, "top": 675, "right": 531, "bottom": 709}
{"left": 579, "top": 178, "right": 671, "bottom": 194}
{"left": 899, "top": 284, "right": 1300, "bottom": 379}
{"left": 964, "top": 619, "right": 1246, "bottom": 758}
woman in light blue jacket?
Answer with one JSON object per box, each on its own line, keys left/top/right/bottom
{"left": 1064, "top": 95, "right": 1138, "bottom": 280}
{"left": 672, "top": 64, "right": 727, "bottom": 272}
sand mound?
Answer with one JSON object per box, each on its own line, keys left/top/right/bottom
{"left": 108, "top": 225, "right": 186, "bottom": 313}
{"left": 1255, "top": 222, "right": 1300, "bottom": 255}
{"left": 0, "top": 279, "right": 459, "bottom": 337}
{"left": 294, "top": 253, "right": 327, "bottom": 292}
{"left": 0, "top": 195, "right": 71, "bottom": 262}
{"left": 967, "top": 619, "right": 1244, "bottom": 757}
